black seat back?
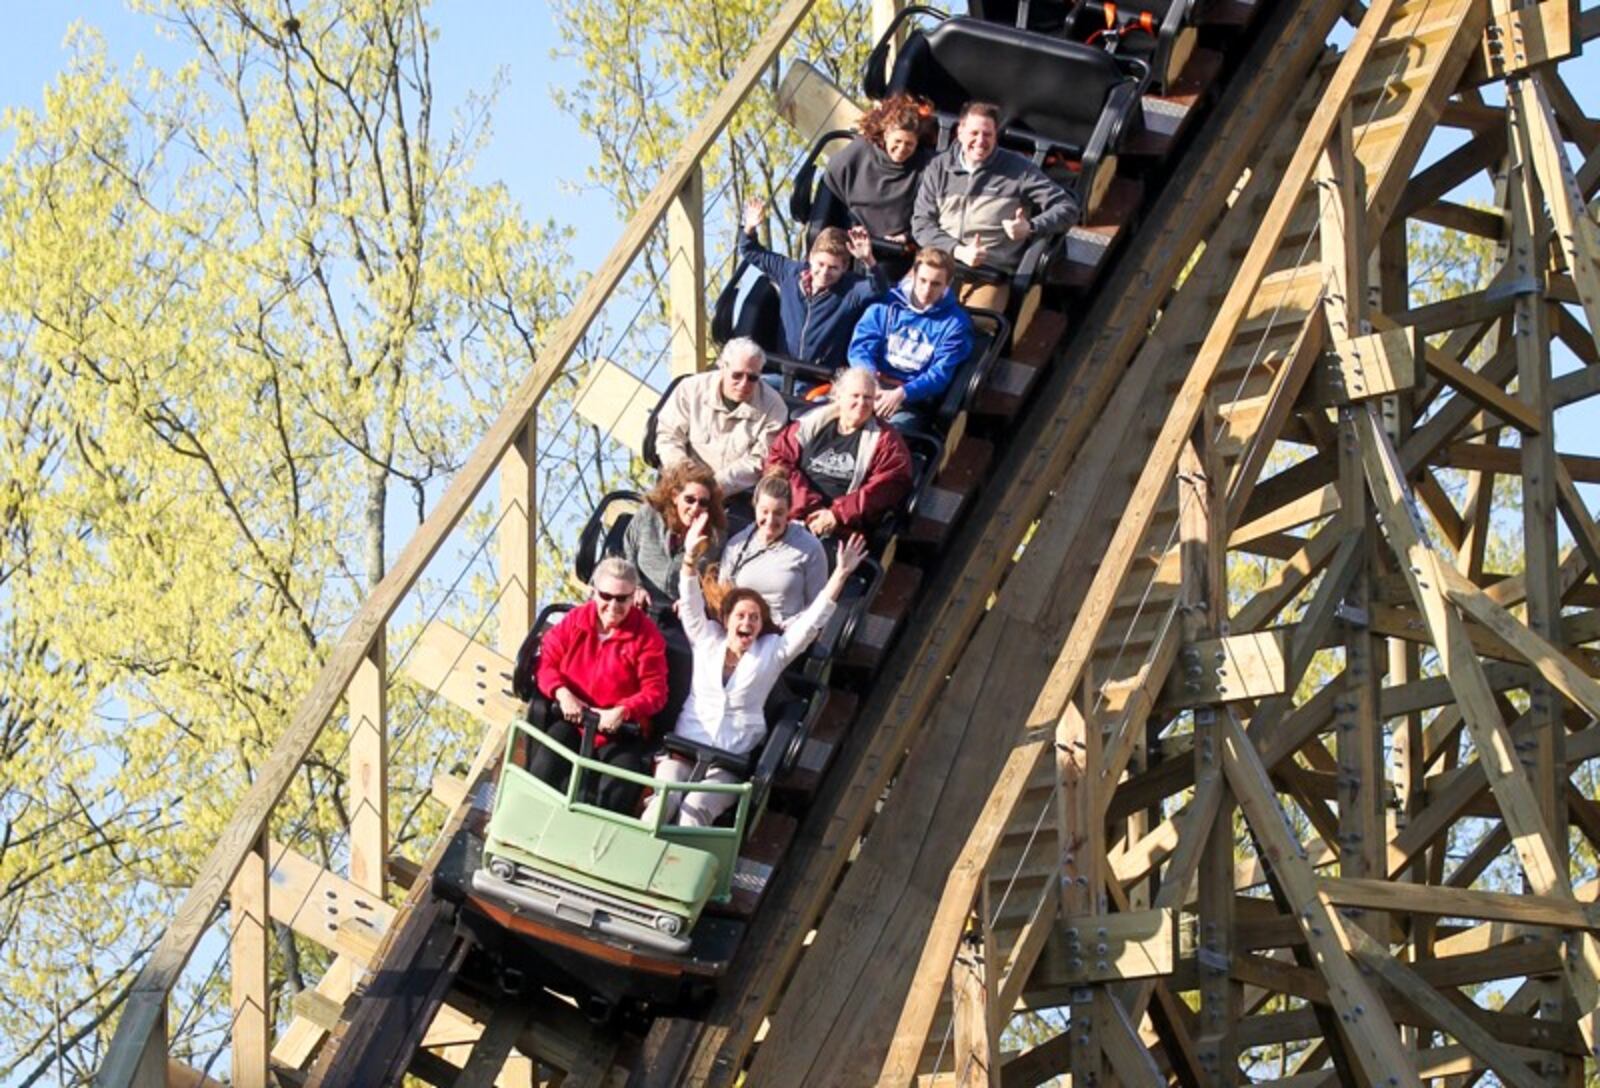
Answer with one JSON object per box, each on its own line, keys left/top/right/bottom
{"left": 575, "top": 490, "right": 644, "bottom": 586}
{"left": 711, "top": 259, "right": 785, "bottom": 354}
{"left": 887, "top": 17, "right": 1131, "bottom": 158}
{"left": 642, "top": 373, "right": 692, "bottom": 469}
{"left": 511, "top": 603, "right": 576, "bottom": 703}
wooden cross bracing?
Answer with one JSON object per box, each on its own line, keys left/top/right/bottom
{"left": 882, "top": 1, "right": 1600, "bottom": 1084}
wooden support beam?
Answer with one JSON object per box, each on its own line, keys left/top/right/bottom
{"left": 1518, "top": 74, "right": 1600, "bottom": 346}
{"left": 497, "top": 419, "right": 536, "bottom": 661}
{"left": 949, "top": 915, "right": 997, "bottom": 1087}
{"left": 1059, "top": 675, "right": 1107, "bottom": 1085}
{"left": 668, "top": 165, "right": 707, "bottom": 378}
{"left": 1164, "top": 628, "right": 1291, "bottom": 709}
{"left": 1342, "top": 925, "right": 1550, "bottom": 1088}
{"left": 1466, "top": 0, "right": 1579, "bottom": 84}
{"left": 1320, "top": 876, "right": 1600, "bottom": 929}
{"left": 1220, "top": 712, "right": 1421, "bottom": 1087}
{"left": 453, "top": 1004, "right": 529, "bottom": 1088}
{"left": 1368, "top": 312, "right": 1541, "bottom": 434}
{"left": 229, "top": 836, "right": 270, "bottom": 1088}
{"left": 349, "top": 637, "right": 387, "bottom": 900}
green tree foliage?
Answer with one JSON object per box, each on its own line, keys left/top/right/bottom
{"left": 0, "top": 2, "right": 575, "bottom": 1079}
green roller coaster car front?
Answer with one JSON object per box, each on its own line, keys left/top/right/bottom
{"left": 472, "top": 717, "right": 753, "bottom": 957}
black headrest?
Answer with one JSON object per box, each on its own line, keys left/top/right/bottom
{"left": 891, "top": 18, "right": 1129, "bottom": 153}
{"left": 965, "top": 0, "right": 1071, "bottom": 32}
{"left": 712, "top": 264, "right": 785, "bottom": 355}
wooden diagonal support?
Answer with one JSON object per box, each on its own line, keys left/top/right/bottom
{"left": 1219, "top": 711, "right": 1421, "bottom": 1087}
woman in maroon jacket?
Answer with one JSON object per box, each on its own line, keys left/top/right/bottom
{"left": 532, "top": 556, "right": 669, "bottom": 812}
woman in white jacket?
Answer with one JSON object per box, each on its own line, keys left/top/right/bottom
{"left": 654, "top": 511, "right": 866, "bottom": 827}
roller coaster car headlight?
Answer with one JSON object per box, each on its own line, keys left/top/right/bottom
{"left": 654, "top": 914, "right": 683, "bottom": 936}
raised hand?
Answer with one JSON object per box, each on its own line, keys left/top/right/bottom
{"left": 836, "top": 532, "right": 868, "bottom": 577}
{"left": 683, "top": 510, "right": 711, "bottom": 558}
{"left": 847, "top": 225, "right": 876, "bottom": 265}
{"left": 742, "top": 197, "right": 766, "bottom": 232}
{"left": 1002, "top": 206, "right": 1032, "bottom": 242}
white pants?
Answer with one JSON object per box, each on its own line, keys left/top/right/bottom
{"left": 651, "top": 755, "right": 744, "bottom": 827}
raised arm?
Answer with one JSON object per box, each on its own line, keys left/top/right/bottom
{"left": 738, "top": 198, "right": 796, "bottom": 284}
{"left": 776, "top": 534, "right": 866, "bottom": 664}
{"left": 678, "top": 513, "right": 722, "bottom": 649}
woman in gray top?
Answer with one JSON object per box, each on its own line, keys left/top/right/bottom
{"left": 619, "top": 461, "right": 726, "bottom": 611}
{"left": 718, "top": 469, "right": 829, "bottom": 625}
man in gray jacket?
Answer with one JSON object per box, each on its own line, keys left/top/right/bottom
{"left": 654, "top": 338, "right": 789, "bottom": 497}
{"left": 911, "top": 101, "right": 1078, "bottom": 312}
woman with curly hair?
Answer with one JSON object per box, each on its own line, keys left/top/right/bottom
{"left": 812, "top": 93, "right": 936, "bottom": 259}
{"left": 617, "top": 461, "right": 727, "bottom": 611}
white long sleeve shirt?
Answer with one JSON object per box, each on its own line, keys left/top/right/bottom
{"left": 672, "top": 566, "right": 837, "bottom": 755}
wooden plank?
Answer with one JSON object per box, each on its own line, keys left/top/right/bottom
{"left": 229, "top": 837, "right": 270, "bottom": 1088}
{"left": 453, "top": 1005, "right": 529, "bottom": 1088}
{"left": 774, "top": 60, "right": 863, "bottom": 139}
{"left": 498, "top": 420, "right": 537, "bottom": 660}
{"left": 265, "top": 839, "right": 396, "bottom": 957}
{"left": 1314, "top": 327, "right": 1416, "bottom": 405}
{"left": 571, "top": 359, "right": 658, "bottom": 457}
{"left": 668, "top": 165, "right": 707, "bottom": 378}
{"left": 1465, "top": 0, "right": 1578, "bottom": 84}
{"left": 349, "top": 638, "right": 388, "bottom": 899}
{"left": 1320, "top": 876, "right": 1600, "bottom": 929}
{"left": 1164, "top": 628, "right": 1290, "bottom": 708}
{"left": 1053, "top": 909, "right": 1178, "bottom": 984}
{"left": 948, "top": 916, "right": 997, "bottom": 1087}
{"left": 97, "top": 2, "right": 827, "bottom": 1066}
{"left": 400, "top": 621, "right": 522, "bottom": 729}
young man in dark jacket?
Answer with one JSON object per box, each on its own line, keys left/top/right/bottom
{"left": 847, "top": 247, "right": 974, "bottom": 429}
{"left": 912, "top": 101, "right": 1078, "bottom": 312}
{"left": 739, "top": 198, "right": 886, "bottom": 370}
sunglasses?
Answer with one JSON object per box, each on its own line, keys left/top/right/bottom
{"left": 726, "top": 371, "right": 761, "bottom": 384}
{"left": 593, "top": 588, "right": 632, "bottom": 604}
{"left": 679, "top": 492, "right": 710, "bottom": 507}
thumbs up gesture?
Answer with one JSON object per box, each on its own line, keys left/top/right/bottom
{"left": 1002, "top": 205, "right": 1032, "bottom": 242}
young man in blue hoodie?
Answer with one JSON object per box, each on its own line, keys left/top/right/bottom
{"left": 846, "top": 247, "right": 974, "bottom": 429}
{"left": 739, "top": 198, "right": 885, "bottom": 370}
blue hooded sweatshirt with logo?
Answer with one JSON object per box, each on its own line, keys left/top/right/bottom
{"left": 846, "top": 278, "right": 975, "bottom": 405}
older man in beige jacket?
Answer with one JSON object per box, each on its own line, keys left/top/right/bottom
{"left": 654, "top": 338, "right": 789, "bottom": 496}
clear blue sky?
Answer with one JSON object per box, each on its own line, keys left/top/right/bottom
{"left": 0, "top": 1, "right": 612, "bottom": 269}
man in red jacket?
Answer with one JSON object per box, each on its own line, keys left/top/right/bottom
{"left": 764, "top": 367, "right": 914, "bottom": 539}
{"left": 532, "top": 557, "right": 669, "bottom": 812}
